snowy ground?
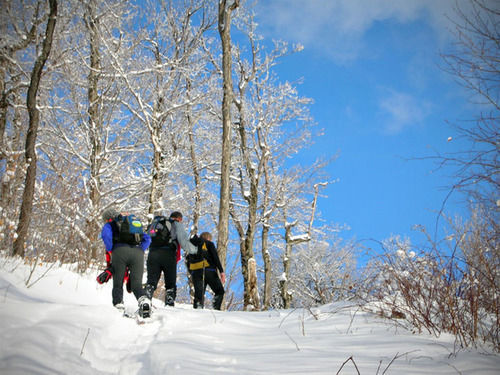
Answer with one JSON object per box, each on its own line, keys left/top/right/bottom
{"left": 0, "top": 256, "right": 498, "bottom": 375}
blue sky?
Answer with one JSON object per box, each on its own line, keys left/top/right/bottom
{"left": 253, "top": 1, "right": 476, "bottom": 247}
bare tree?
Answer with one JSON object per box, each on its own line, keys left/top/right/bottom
{"left": 226, "top": 10, "right": 323, "bottom": 310}
{"left": 13, "top": 0, "right": 57, "bottom": 258}
{"left": 36, "top": 0, "right": 141, "bottom": 268}
{"left": 217, "top": 0, "right": 239, "bottom": 287}
{"left": 438, "top": 0, "right": 499, "bottom": 211}
{"left": 0, "top": 1, "right": 43, "bottom": 251}
{"left": 279, "top": 182, "right": 326, "bottom": 309}
{"left": 84, "top": 0, "right": 104, "bottom": 261}
{"left": 290, "top": 234, "right": 356, "bottom": 307}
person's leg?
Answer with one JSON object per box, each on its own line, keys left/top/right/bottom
{"left": 206, "top": 270, "right": 225, "bottom": 310}
{"left": 163, "top": 250, "right": 177, "bottom": 306}
{"left": 127, "top": 247, "right": 146, "bottom": 300}
{"left": 145, "top": 250, "right": 162, "bottom": 299}
{"left": 128, "top": 247, "right": 151, "bottom": 318}
{"left": 110, "top": 247, "right": 127, "bottom": 306}
{"left": 191, "top": 270, "right": 205, "bottom": 309}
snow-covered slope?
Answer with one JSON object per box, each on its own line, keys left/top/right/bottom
{"left": 0, "top": 256, "right": 498, "bottom": 374}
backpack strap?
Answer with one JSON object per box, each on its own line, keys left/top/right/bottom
{"left": 188, "top": 241, "right": 210, "bottom": 271}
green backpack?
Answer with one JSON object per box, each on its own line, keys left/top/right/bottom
{"left": 113, "top": 214, "right": 144, "bottom": 245}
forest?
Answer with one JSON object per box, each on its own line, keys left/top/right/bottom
{"left": 0, "top": 0, "right": 498, "bottom": 352}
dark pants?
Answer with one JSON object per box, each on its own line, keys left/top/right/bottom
{"left": 146, "top": 248, "right": 177, "bottom": 304}
{"left": 111, "top": 244, "right": 146, "bottom": 305}
{"left": 191, "top": 268, "right": 224, "bottom": 310}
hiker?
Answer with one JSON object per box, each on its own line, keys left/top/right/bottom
{"left": 101, "top": 208, "right": 152, "bottom": 317}
{"left": 188, "top": 232, "right": 225, "bottom": 310}
{"left": 145, "top": 211, "right": 197, "bottom": 307}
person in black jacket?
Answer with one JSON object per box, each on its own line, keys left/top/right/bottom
{"left": 188, "top": 232, "right": 225, "bottom": 310}
{"left": 145, "top": 211, "right": 197, "bottom": 307}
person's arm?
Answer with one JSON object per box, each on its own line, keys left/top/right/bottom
{"left": 101, "top": 223, "right": 114, "bottom": 252}
{"left": 208, "top": 241, "right": 226, "bottom": 284}
{"left": 173, "top": 221, "right": 197, "bottom": 254}
{"left": 141, "top": 232, "right": 151, "bottom": 251}
{"left": 207, "top": 241, "right": 224, "bottom": 274}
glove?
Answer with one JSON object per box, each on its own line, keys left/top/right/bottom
{"left": 105, "top": 251, "right": 112, "bottom": 268}
{"left": 124, "top": 268, "right": 132, "bottom": 293}
{"left": 96, "top": 267, "right": 113, "bottom": 284}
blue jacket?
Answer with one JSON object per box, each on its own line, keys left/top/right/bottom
{"left": 101, "top": 222, "right": 151, "bottom": 252}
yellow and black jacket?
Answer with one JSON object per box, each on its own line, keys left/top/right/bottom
{"left": 188, "top": 235, "right": 224, "bottom": 273}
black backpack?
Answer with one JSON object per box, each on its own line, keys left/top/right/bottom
{"left": 113, "top": 214, "right": 144, "bottom": 246}
{"left": 147, "top": 215, "right": 173, "bottom": 247}
{"left": 187, "top": 241, "right": 210, "bottom": 271}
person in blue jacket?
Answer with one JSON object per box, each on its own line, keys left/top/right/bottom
{"left": 101, "top": 207, "right": 152, "bottom": 317}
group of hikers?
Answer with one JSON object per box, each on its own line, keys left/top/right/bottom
{"left": 100, "top": 208, "right": 225, "bottom": 318}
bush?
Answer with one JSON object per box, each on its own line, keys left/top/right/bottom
{"left": 361, "top": 209, "right": 499, "bottom": 351}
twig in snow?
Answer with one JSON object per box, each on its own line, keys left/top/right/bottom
{"left": 210, "top": 309, "right": 217, "bottom": 324}
{"left": 283, "top": 331, "right": 300, "bottom": 351}
{"left": 306, "top": 306, "right": 319, "bottom": 320}
{"left": 300, "top": 311, "right": 306, "bottom": 336}
{"left": 80, "top": 328, "right": 90, "bottom": 356}
{"left": 346, "top": 307, "right": 359, "bottom": 334}
{"left": 26, "top": 257, "right": 57, "bottom": 288}
{"left": 381, "top": 351, "right": 419, "bottom": 374}
{"left": 2, "top": 284, "right": 11, "bottom": 303}
{"left": 445, "top": 362, "right": 463, "bottom": 375}
{"left": 278, "top": 308, "right": 298, "bottom": 328}
{"left": 336, "top": 356, "right": 360, "bottom": 375}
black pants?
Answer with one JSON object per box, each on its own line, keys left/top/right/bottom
{"left": 191, "top": 268, "right": 224, "bottom": 310}
{"left": 111, "top": 244, "right": 146, "bottom": 305}
{"left": 146, "top": 248, "right": 177, "bottom": 303}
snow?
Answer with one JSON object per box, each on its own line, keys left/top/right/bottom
{"left": 289, "top": 233, "right": 310, "bottom": 242}
{"left": 1, "top": 256, "right": 499, "bottom": 375}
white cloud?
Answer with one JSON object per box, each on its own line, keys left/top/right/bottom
{"left": 255, "top": 0, "right": 458, "bottom": 63}
{"left": 378, "top": 89, "right": 432, "bottom": 134}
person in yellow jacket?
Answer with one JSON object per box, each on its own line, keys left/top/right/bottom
{"left": 188, "top": 232, "right": 225, "bottom": 310}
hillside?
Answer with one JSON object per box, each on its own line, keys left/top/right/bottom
{"left": 0, "top": 256, "right": 498, "bottom": 374}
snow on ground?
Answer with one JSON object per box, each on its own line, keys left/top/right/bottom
{"left": 0, "top": 256, "right": 498, "bottom": 375}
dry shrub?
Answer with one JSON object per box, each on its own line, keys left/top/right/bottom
{"left": 362, "top": 207, "right": 499, "bottom": 351}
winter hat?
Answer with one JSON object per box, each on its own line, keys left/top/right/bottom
{"left": 102, "top": 207, "right": 119, "bottom": 222}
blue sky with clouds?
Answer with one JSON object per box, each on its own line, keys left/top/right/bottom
{"left": 253, "top": 1, "right": 478, "bottom": 247}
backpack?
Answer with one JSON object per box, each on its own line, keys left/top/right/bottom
{"left": 113, "top": 214, "right": 144, "bottom": 245}
{"left": 187, "top": 241, "right": 210, "bottom": 271}
{"left": 147, "top": 215, "right": 173, "bottom": 247}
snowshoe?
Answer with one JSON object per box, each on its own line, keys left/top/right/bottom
{"left": 138, "top": 296, "right": 151, "bottom": 318}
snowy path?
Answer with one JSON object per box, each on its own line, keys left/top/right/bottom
{"left": 1, "top": 259, "right": 499, "bottom": 374}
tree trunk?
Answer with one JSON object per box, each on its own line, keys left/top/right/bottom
{"left": 85, "top": 0, "right": 102, "bottom": 262}
{"left": 261, "top": 224, "right": 272, "bottom": 310}
{"left": 216, "top": 0, "right": 239, "bottom": 289}
{"left": 281, "top": 224, "right": 294, "bottom": 309}
{"left": 148, "top": 43, "right": 166, "bottom": 218}
{"left": 186, "top": 80, "right": 201, "bottom": 233}
{"left": 280, "top": 184, "right": 325, "bottom": 308}
{"left": 236, "top": 118, "right": 260, "bottom": 310}
{"left": 12, "top": 0, "right": 58, "bottom": 257}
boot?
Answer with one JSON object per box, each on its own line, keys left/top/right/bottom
{"left": 193, "top": 299, "right": 204, "bottom": 309}
{"left": 113, "top": 302, "right": 125, "bottom": 310}
{"left": 138, "top": 296, "right": 151, "bottom": 318}
{"left": 213, "top": 294, "right": 223, "bottom": 310}
{"left": 144, "top": 284, "right": 156, "bottom": 299}
{"left": 165, "top": 288, "right": 176, "bottom": 307}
